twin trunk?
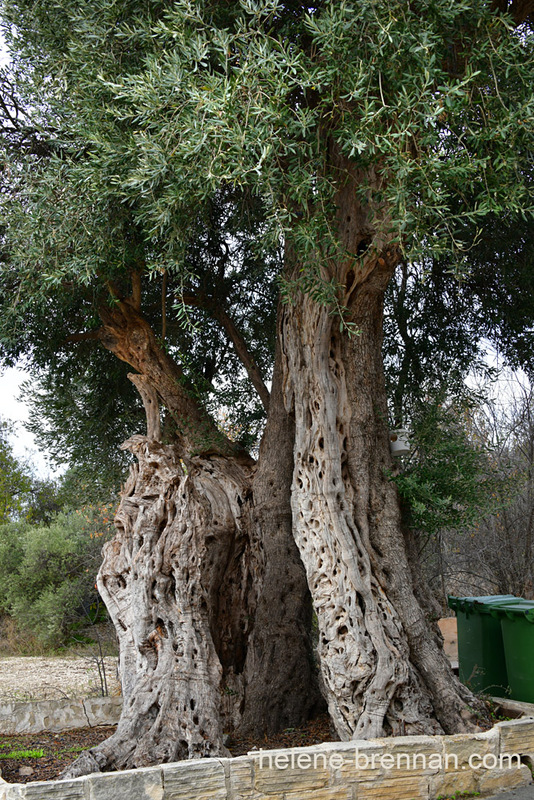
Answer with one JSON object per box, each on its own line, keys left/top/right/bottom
{"left": 63, "top": 228, "right": 483, "bottom": 779}
{"left": 62, "top": 309, "right": 323, "bottom": 777}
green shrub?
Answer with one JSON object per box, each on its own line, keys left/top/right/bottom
{"left": 0, "top": 506, "right": 114, "bottom": 648}
{"left": 0, "top": 521, "right": 26, "bottom": 612}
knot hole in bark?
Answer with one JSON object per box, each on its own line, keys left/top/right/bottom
{"left": 356, "top": 237, "right": 372, "bottom": 257}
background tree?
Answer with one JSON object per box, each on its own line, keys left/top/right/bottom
{"left": 0, "top": 0, "right": 533, "bottom": 776}
{"left": 0, "top": 421, "right": 118, "bottom": 654}
{"left": 434, "top": 380, "right": 534, "bottom": 600}
{"left": 0, "top": 505, "right": 115, "bottom": 650}
{"left": 0, "top": 419, "right": 32, "bottom": 523}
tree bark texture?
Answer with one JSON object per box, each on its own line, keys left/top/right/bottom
{"left": 239, "top": 335, "right": 324, "bottom": 736}
{"left": 62, "top": 308, "right": 322, "bottom": 777}
{"left": 62, "top": 440, "right": 253, "bottom": 775}
{"left": 280, "top": 154, "right": 484, "bottom": 739}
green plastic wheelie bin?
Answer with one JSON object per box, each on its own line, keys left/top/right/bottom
{"left": 447, "top": 595, "right": 516, "bottom": 697}
{"left": 490, "top": 600, "right": 534, "bottom": 703}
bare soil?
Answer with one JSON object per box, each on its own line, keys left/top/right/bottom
{"left": 0, "top": 726, "right": 118, "bottom": 783}
{"left": 0, "top": 655, "right": 121, "bottom": 783}
{"left": 0, "top": 715, "right": 336, "bottom": 784}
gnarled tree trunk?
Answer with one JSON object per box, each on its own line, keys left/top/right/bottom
{"left": 80, "top": 440, "right": 254, "bottom": 772}
{"left": 62, "top": 303, "right": 322, "bottom": 777}
{"left": 280, "top": 155, "right": 486, "bottom": 740}
{"left": 239, "top": 336, "right": 323, "bottom": 736}
{"left": 62, "top": 148, "right": 486, "bottom": 777}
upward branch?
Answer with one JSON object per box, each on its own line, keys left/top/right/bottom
{"left": 128, "top": 373, "right": 161, "bottom": 441}
{"left": 183, "top": 292, "right": 271, "bottom": 412}
{"left": 212, "top": 306, "right": 270, "bottom": 413}
{"left": 130, "top": 271, "right": 142, "bottom": 311}
{"left": 97, "top": 300, "right": 252, "bottom": 461}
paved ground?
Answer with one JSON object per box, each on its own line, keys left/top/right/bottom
{"left": 485, "top": 786, "right": 534, "bottom": 799}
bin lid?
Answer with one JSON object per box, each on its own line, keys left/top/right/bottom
{"left": 487, "top": 599, "right": 534, "bottom": 623}
{"left": 447, "top": 594, "right": 517, "bottom": 615}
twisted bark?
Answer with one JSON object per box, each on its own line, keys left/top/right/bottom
{"left": 279, "top": 151, "right": 487, "bottom": 739}
{"left": 62, "top": 439, "right": 253, "bottom": 775}
{"left": 239, "top": 331, "right": 323, "bottom": 735}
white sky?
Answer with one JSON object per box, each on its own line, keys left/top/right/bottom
{"left": 0, "top": 366, "right": 60, "bottom": 477}
{"left": 0, "top": 31, "right": 8, "bottom": 67}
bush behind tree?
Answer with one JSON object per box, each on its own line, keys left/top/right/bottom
{"left": 392, "top": 394, "right": 518, "bottom": 539}
{"left": 0, "top": 419, "right": 32, "bottom": 523}
{"left": 0, "top": 505, "right": 115, "bottom": 650}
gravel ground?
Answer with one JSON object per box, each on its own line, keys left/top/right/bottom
{"left": 0, "top": 656, "right": 120, "bottom": 701}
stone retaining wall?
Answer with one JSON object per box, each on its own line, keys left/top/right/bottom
{"left": 0, "top": 697, "right": 123, "bottom": 735}
{"left": 1, "top": 717, "right": 534, "bottom": 800}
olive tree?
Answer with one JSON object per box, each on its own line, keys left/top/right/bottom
{"left": 0, "top": 0, "right": 533, "bottom": 775}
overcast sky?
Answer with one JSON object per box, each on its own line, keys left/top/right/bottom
{"left": 0, "top": 367, "right": 60, "bottom": 477}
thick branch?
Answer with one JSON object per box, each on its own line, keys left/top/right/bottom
{"left": 183, "top": 293, "right": 270, "bottom": 412}
{"left": 128, "top": 373, "right": 161, "bottom": 441}
{"left": 161, "top": 270, "right": 167, "bottom": 341}
{"left": 63, "top": 329, "right": 102, "bottom": 344}
{"left": 130, "top": 271, "right": 142, "bottom": 311}
{"left": 104, "top": 279, "right": 122, "bottom": 302}
{"left": 212, "top": 306, "right": 270, "bottom": 412}
{"left": 98, "top": 301, "right": 251, "bottom": 461}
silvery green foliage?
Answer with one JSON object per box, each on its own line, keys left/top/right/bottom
{"left": 0, "top": 0, "right": 532, "bottom": 296}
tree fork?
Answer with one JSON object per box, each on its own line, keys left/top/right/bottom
{"left": 97, "top": 300, "right": 249, "bottom": 460}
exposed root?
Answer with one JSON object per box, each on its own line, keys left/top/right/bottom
{"left": 59, "top": 748, "right": 107, "bottom": 780}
